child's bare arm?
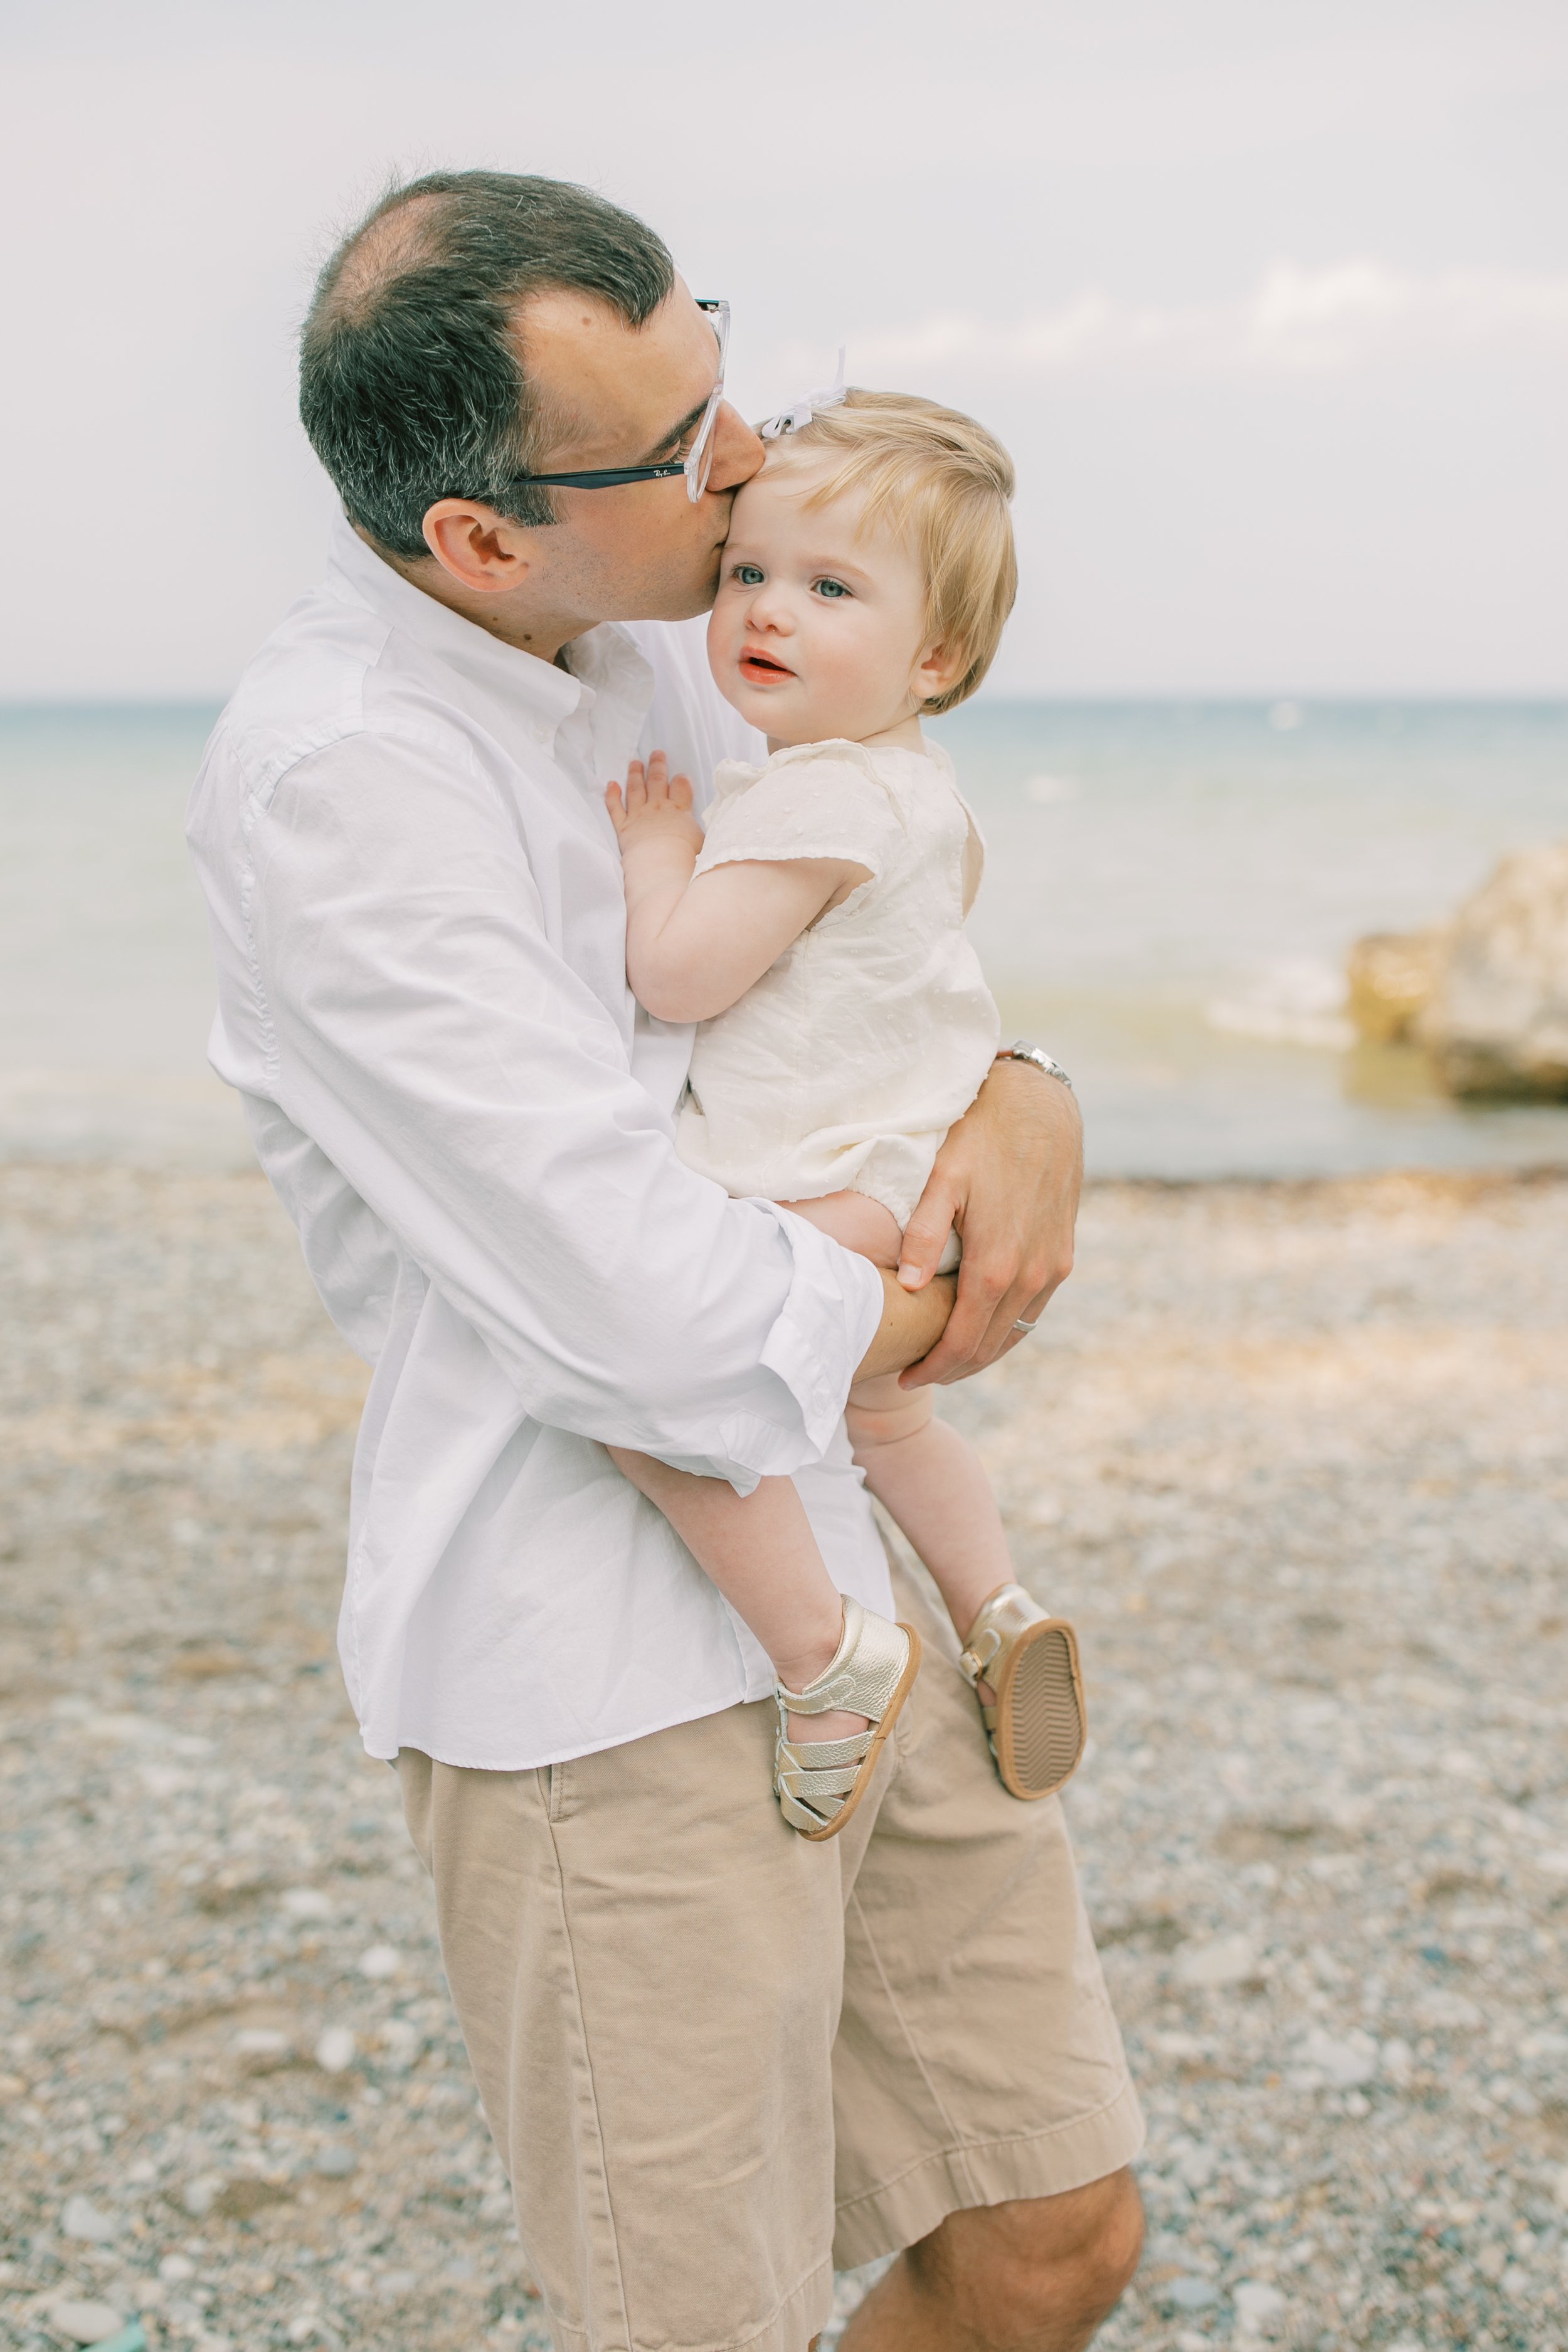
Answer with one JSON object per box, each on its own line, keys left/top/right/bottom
{"left": 606, "top": 753, "right": 869, "bottom": 1023}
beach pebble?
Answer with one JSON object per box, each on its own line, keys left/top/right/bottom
{"left": 1173, "top": 1932, "right": 1256, "bottom": 1988}
{"left": 380, "top": 2017, "right": 421, "bottom": 2068}
{"left": 233, "top": 2027, "right": 292, "bottom": 2063}
{"left": 313, "top": 2025, "right": 356, "bottom": 2072}
{"left": 1233, "top": 2279, "right": 1288, "bottom": 2322}
{"left": 1379, "top": 2035, "right": 1414, "bottom": 2083}
{"left": 315, "top": 2145, "right": 356, "bottom": 2178}
{"left": 280, "top": 1887, "right": 334, "bottom": 1919}
{"left": 60, "top": 2195, "right": 117, "bottom": 2242}
{"left": 1166, "top": 2275, "right": 1219, "bottom": 2310}
{"left": 46, "top": 2299, "right": 125, "bottom": 2343}
{"left": 181, "top": 2174, "right": 224, "bottom": 2218}
{"left": 1414, "top": 1987, "right": 1483, "bottom": 2029}
{"left": 157, "top": 2255, "right": 194, "bottom": 2282}
{"left": 357, "top": 1942, "right": 400, "bottom": 1979}
{"left": 1298, "top": 2026, "right": 1379, "bottom": 2088}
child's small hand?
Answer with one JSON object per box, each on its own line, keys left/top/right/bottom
{"left": 605, "top": 752, "right": 704, "bottom": 859}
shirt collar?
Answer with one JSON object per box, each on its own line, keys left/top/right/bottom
{"left": 322, "top": 513, "right": 650, "bottom": 761}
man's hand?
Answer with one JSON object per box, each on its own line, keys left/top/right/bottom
{"left": 896, "top": 1057, "right": 1082, "bottom": 1386}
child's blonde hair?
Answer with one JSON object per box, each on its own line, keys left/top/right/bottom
{"left": 766, "top": 389, "right": 1017, "bottom": 714}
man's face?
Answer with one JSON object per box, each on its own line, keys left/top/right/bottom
{"left": 503, "top": 280, "right": 764, "bottom": 625}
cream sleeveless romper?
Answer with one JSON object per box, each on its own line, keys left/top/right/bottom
{"left": 676, "top": 736, "right": 1001, "bottom": 1228}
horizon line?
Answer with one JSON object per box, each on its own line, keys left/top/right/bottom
{"left": 3, "top": 690, "right": 1567, "bottom": 716}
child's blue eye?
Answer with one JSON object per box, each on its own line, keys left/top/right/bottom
{"left": 734, "top": 563, "right": 765, "bottom": 586}
{"left": 813, "top": 577, "right": 850, "bottom": 600}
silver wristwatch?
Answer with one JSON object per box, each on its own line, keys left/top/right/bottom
{"left": 995, "top": 1039, "right": 1074, "bottom": 1091}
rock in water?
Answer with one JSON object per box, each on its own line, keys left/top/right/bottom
{"left": 1424, "top": 841, "right": 1568, "bottom": 1098}
{"left": 1345, "top": 929, "right": 1447, "bottom": 1044}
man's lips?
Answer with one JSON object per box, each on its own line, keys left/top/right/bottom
{"left": 739, "top": 649, "right": 795, "bottom": 682}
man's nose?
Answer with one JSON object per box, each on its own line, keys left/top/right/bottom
{"left": 706, "top": 400, "right": 765, "bottom": 495}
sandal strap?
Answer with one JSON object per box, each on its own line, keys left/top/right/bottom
{"left": 776, "top": 1736, "right": 871, "bottom": 1832}
{"left": 773, "top": 1603, "right": 917, "bottom": 1835}
{"left": 958, "top": 1581, "right": 1048, "bottom": 1689}
{"left": 775, "top": 1597, "right": 910, "bottom": 1724}
{"left": 778, "top": 1750, "right": 868, "bottom": 1803}
{"left": 777, "top": 1732, "right": 871, "bottom": 1772}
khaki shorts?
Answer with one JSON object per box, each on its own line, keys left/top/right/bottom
{"left": 398, "top": 1552, "right": 1143, "bottom": 2352}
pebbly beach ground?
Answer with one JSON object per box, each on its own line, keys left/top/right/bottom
{"left": 2, "top": 1161, "right": 1567, "bottom": 2352}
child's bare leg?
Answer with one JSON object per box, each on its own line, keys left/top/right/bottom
{"left": 780, "top": 1192, "right": 1015, "bottom": 1646}
{"left": 605, "top": 1448, "right": 869, "bottom": 1744}
{"left": 778, "top": 1189, "right": 906, "bottom": 1269}
{"left": 782, "top": 1191, "right": 1085, "bottom": 1803}
{"left": 843, "top": 1376, "right": 1014, "bottom": 1641}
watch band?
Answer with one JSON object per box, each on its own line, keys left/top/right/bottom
{"left": 995, "top": 1039, "right": 1074, "bottom": 1092}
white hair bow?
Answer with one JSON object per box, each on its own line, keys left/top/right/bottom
{"left": 759, "top": 349, "right": 848, "bottom": 441}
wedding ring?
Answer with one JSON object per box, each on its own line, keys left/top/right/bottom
{"left": 1012, "top": 1316, "right": 1039, "bottom": 1335}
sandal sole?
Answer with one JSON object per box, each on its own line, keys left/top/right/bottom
{"left": 796, "top": 1623, "right": 923, "bottom": 1843}
{"left": 991, "top": 1618, "right": 1086, "bottom": 1800}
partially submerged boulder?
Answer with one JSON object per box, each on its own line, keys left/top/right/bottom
{"left": 1345, "top": 929, "right": 1447, "bottom": 1046}
{"left": 1424, "top": 840, "right": 1568, "bottom": 1099}
{"left": 1346, "top": 840, "right": 1568, "bottom": 1099}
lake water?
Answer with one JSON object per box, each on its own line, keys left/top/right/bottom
{"left": 3, "top": 698, "right": 1566, "bottom": 1178}
{"left": 939, "top": 696, "right": 1568, "bottom": 1175}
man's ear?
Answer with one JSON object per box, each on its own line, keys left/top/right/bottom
{"left": 421, "top": 500, "right": 534, "bottom": 596}
{"left": 913, "top": 637, "right": 967, "bottom": 709}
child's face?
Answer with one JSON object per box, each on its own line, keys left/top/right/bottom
{"left": 706, "top": 453, "right": 950, "bottom": 745}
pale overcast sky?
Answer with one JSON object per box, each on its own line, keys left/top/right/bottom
{"left": 3, "top": 0, "right": 1565, "bottom": 698}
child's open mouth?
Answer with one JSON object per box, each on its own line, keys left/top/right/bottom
{"left": 739, "top": 650, "right": 796, "bottom": 684}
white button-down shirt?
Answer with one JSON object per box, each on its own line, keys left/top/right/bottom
{"left": 186, "top": 517, "right": 890, "bottom": 1770}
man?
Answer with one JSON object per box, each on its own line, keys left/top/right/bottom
{"left": 188, "top": 170, "right": 1143, "bottom": 2352}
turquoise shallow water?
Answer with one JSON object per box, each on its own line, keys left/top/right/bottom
{"left": 3, "top": 698, "right": 1566, "bottom": 1176}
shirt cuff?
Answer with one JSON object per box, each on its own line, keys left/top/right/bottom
{"left": 750, "top": 1200, "right": 884, "bottom": 1472}
{"left": 642, "top": 1205, "right": 885, "bottom": 1497}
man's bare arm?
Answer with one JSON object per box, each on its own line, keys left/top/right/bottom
{"left": 897, "top": 1057, "right": 1083, "bottom": 1387}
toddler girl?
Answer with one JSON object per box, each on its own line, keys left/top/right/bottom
{"left": 605, "top": 389, "right": 1084, "bottom": 1840}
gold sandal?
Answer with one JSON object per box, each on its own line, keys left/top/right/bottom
{"left": 959, "top": 1583, "right": 1086, "bottom": 1799}
{"left": 774, "top": 1599, "right": 921, "bottom": 1841}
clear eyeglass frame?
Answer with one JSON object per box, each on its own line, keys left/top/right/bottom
{"left": 505, "top": 299, "right": 729, "bottom": 504}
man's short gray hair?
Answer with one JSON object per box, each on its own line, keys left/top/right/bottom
{"left": 299, "top": 171, "right": 675, "bottom": 559}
